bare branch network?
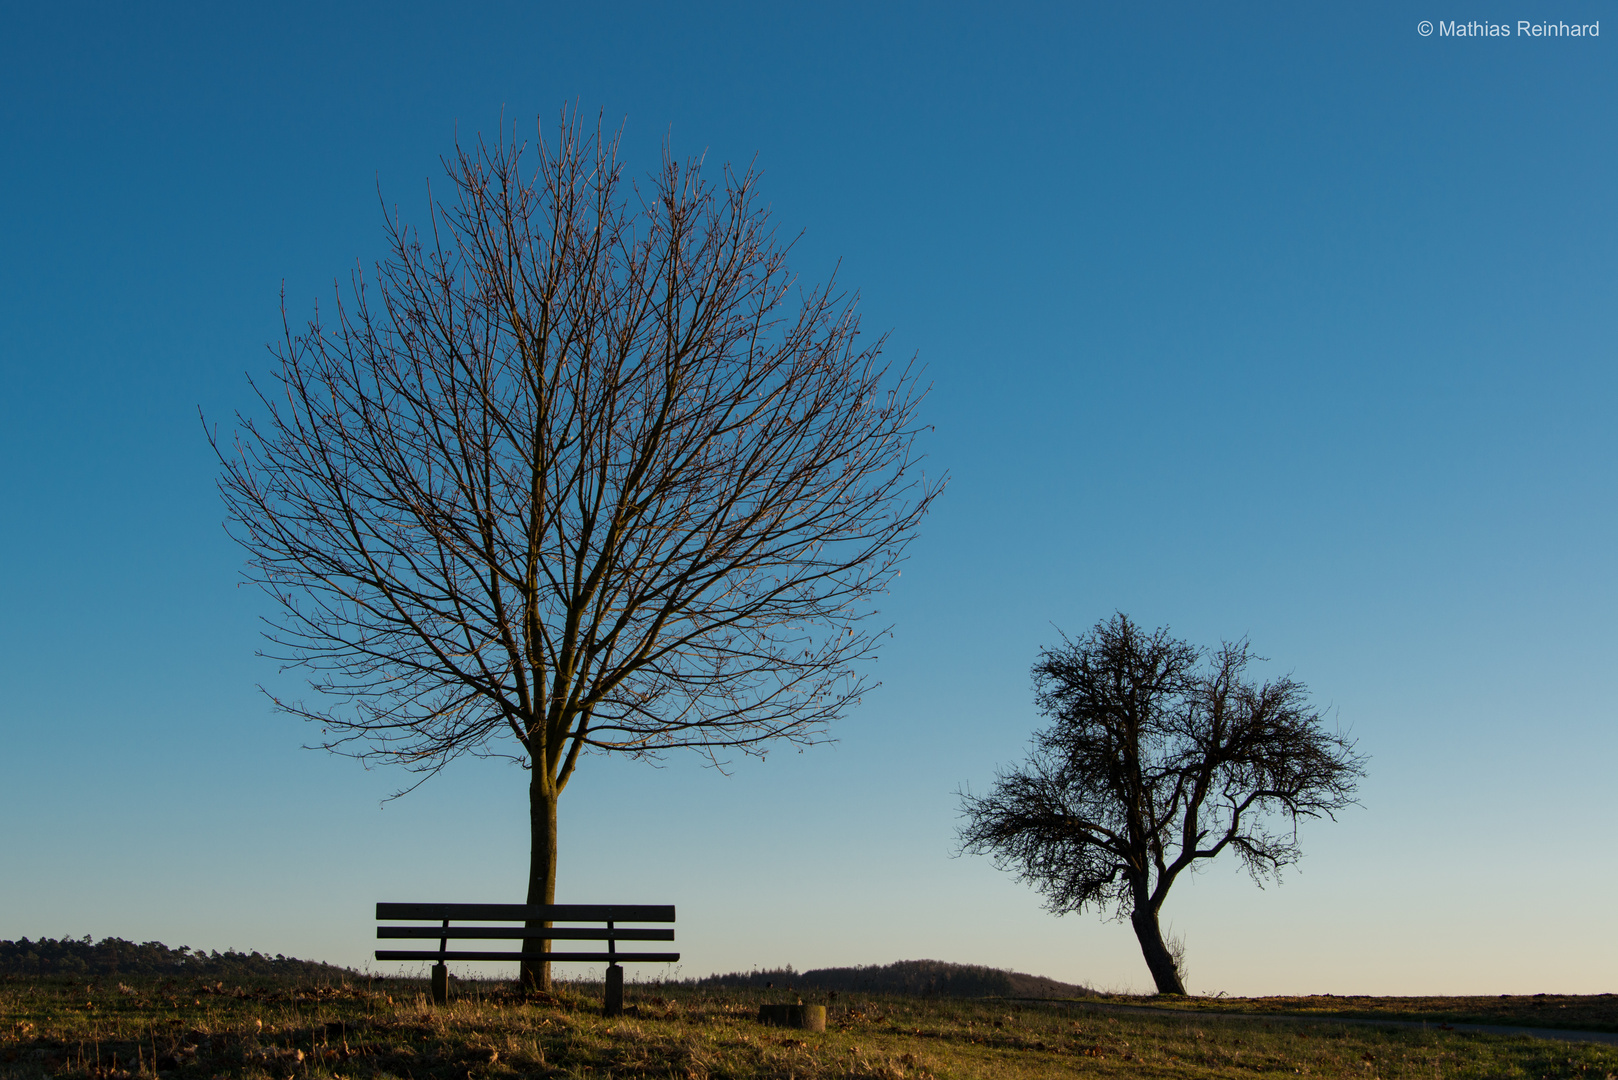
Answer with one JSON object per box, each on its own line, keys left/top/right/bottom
{"left": 958, "top": 614, "right": 1364, "bottom": 994}
{"left": 214, "top": 114, "right": 942, "bottom": 800}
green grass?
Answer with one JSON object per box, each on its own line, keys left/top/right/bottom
{"left": 3, "top": 974, "right": 1615, "bottom": 1080}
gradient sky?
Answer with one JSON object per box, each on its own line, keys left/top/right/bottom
{"left": 2, "top": 2, "right": 1614, "bottom": 997}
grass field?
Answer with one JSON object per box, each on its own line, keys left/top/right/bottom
{"left": 3, "top": 974, "right": 1615, "bottom": 1080}
{"left": 1082, "top": 991, "right": 1618, "bottom": 1034}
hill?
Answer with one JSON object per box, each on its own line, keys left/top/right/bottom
{"left": 694, "top": 958, "right": 1092, "bottom": 998}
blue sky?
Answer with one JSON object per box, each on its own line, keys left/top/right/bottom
{"left": 2, "top": 2, "right": 1613, "bottom": 996}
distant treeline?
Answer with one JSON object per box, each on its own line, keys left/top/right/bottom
{"left": 0, "top": 937, "right": 355, "bottom": 979}
{"left": 694, "top": 959, "right": 1092, "bottom": 999}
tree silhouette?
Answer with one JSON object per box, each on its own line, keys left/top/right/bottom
{"left": 215, "top": 110, "right": 941, "bottom": 989}
{"left": 959, "top": 614, "right": 1364, "bottom": 994}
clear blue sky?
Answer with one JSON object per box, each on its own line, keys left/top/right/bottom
{"left": 2, "top": 2, "right": 1613, "bottom": 996}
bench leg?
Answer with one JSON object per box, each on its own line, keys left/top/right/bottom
{"left": 604, "top": 964, "right": 623, "bottom": 1017}
{"left": 431, "top": 963, "right": 448, "bottom": 1006}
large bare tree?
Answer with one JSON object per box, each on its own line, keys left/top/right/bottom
{"left": 214, "top": 112, "right": 941, "bottom": 989}
{"left": 959, "top": 614, "right": 1364, "bottom": 995}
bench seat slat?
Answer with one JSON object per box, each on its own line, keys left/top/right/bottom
{"left": 377, "top": 903, "right": 673, "bottom": 922}
{"left": 376, "top": 950, "right": 679, "bottom": 963}
{"left": 378, "top": 926, "right": 673, "bottom": 941}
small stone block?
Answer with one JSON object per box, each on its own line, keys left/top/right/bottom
{"left": 604, "top": 964, "right": 624, "bottom": 1017}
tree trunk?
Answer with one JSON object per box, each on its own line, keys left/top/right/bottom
{"left": 1131, "top": 906, "right": 1186, "bottom": 995}
{"left": 521, "top": 774, "right": 559, "bottom": 991}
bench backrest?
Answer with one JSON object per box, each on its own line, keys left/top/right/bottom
{"left": 377, "top": 903, "right": 674, "bottom": 922}
{"left": 375, "top": 902, "right": 678, "bottom": 966}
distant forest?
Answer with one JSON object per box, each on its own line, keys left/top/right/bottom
{"left": 695, "top": 959, "right": 1092, "bottom": 999}
{"left": 0, "top": 937, "right": 354, "bottom": 979}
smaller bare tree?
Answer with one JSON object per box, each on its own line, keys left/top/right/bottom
{"left": 958, "top": 614, "right": 1364, "bottom": 995}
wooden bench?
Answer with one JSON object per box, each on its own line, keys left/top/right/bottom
{"left": 376, "top": 902, "right": 677, "bottom": 1013}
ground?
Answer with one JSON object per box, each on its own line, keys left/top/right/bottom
{"left": 1090, "top": 992, "right": 1618, "bottom": 1033}
{"left": 3, "top": 975, "right": 1615, "bottom": 1080}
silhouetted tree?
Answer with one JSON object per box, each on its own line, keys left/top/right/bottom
{"left": 214, "top": 110, "right": 941, "bottom": 990}
{"left": 959, "top": 614, "right": 1364, "bottom": 995}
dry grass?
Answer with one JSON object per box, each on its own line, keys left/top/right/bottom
{"left": 1091, "top": 992, "right": 1618, "bottom": 1033}
{"left": 2, "top": 974, "right": 1615, "bottom": 1080}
